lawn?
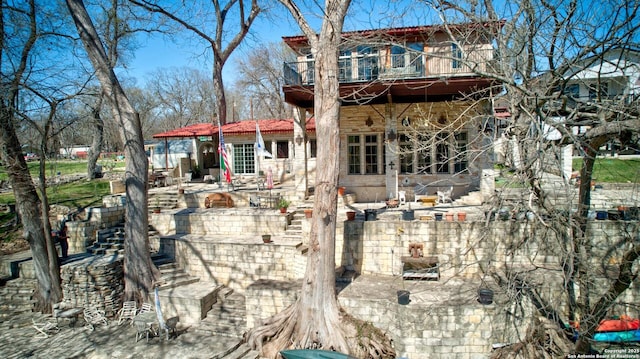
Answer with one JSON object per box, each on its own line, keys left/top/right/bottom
{"left": 0, "top": 159, "right": 124, "bottom": 207}
{"left": 573, "top": 157, "right": 640, "bottom": 183}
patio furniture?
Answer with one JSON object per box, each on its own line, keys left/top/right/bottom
{"left": 117, "top": 301, "right": 137, "bottom": 325}
{"left": 138, "top": 302, "right": 153, "bottom": 314}
{"left": 437, "top": 186, "right": 453, "bottom": 204}
{"left": 83, "top": 307, "right": 108, "bottom": 331}
{"left": 32, "top": 317, "right": 60, "bottom": 338}
{"left": 163, "top": 316, "right": 179, "bottom": 340}
{"left": 133, "top": 318, "right": 153, "bottom": 343}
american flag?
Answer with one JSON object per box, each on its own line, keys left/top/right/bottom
{"left": 218, "top": 125, "right": 232, "bottom": 183}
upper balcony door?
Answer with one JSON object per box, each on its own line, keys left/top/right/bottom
{"left": 386, "top": 43, "right": 424, "bottom": 78}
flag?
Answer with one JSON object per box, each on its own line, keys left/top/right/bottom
{"left": 255, "top": 122, "right": 272, "bottom": 158}
{"left": 218, "top": 126, "right": 232, "bottom": 183}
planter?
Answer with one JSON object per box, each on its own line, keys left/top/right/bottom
{"left": 346, "top": 211, "right": 356, "bottom": 221}
{"left": 445, "top": 212, "right": 454, "bottom": 222}
{"left": 280, "top": 207, "right": 288, "bottom": 214}
{"left": 397, "top": 290, "right": 410, "bottom": 305}
{"left": 262, "top": 235, "right": 272, "bottom": 243}
{"left": 402, "top": 209, "right": 415, "bottom": 221}
{"left": 434, "top": 213, "right": 443, "bottom": 221}
{"left": 338, "top": 187, "right": 346, "bottom": 196}
{"left": 608, "top": 210, "right": 621, "bottom": 220}
{"left": 596, "top": 210, "right": 608, "bottom": 220}
{"left": 152, "top": 208, "right": 161, "bottom": 214}
{"left": 498, "top": 209, "right": 510, "bottom": 221}
{"left": 457, "top": 212, "right": 467, "bottom": 221}
{"left": 477, "top": 288, "right": 494, "bottom": 305}
{"left": 304, "top": 209, "right": 313, "bottom": 218}
{"left": 364, "top": 209, "right": 377, "bottom": 221}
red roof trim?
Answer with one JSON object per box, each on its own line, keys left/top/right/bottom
{"left": 283, "top": 20, "right": 505, "bottom": 50}
{"left": 153, "top": 118, "right": 316, "bottom": 139}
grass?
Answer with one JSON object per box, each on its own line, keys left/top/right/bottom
{"left": 0, "top": 159, "right": 124, "bottom": 182}
{"left": 572, "top": 158, "right": 640, "bottom": 183}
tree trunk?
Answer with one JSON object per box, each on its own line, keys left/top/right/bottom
{"left": 213, "top": 58, "right": 227, "bottom": 125}
{"left": 0, "top": 104, "right": 61, "bottom": 312}
{"left": 87, "top": 96, "right": 104, "bottom": 179}
{"left": 66, "top": 0, "right": 158, "bottom": 303}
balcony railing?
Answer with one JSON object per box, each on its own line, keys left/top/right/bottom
{"left": 283, "top": 48, "right": 494, "bottom": 86}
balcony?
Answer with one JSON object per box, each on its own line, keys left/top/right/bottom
{"left": 283, "top": 48, "right": 494, "bottom": 86}
{"left": 282, "top": 48, "right": 496, "bottom": 107}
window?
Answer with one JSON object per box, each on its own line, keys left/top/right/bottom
{"left": 233, "top": 143, "right": 255, "bottom": 174}
{"left": 356, "top": 45, "right": 378, "bottom": 81}
{"left": 364, "top": 135, "right": 378, "bottom": 174}
{"left": 277, "top": 141, "right": 289, "bottom": 159}
{"left": 453, "top": 133, "right": 468, "bottom": 173}
{"left": 391, "top": 46, "right": 406, "bottom": 68}
{"left": 338, "top": 49, "right": 352, "bottom": 82}
{"left": 309, "top": 139, "right": 317, "bottom": 158}
{"left": 435, "top": 134, "right": 450, "bottom": 174}
{"left": 588, "top": 82, "right": 608, "bottom": 100}
{"left": 348, "top": 136, "right": 361, "bottom": 174}
{"left": 566, "top": 84, "right": 580, "bottom": 98}
{"left": 398, "top": 131, "right": 468, "bottom": 175}
{"left": 348, "top": 134, "right": 381, "bottom": 175}
{"left": 452, "top": 43, "right": 463, "bottom": 69}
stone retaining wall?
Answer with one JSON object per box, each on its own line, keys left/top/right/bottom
{"left": 59, "top": 255, "right": 124, "bottom": 318}
{"left": 163, "top": 235, "right": 306, "bottom": 293}
{"left": 65, "top": 206, "right": 125, "bottom": 254}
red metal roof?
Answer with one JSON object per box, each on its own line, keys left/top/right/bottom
{"left": 283, "top": 20, "right": 505, "bottom": 52}
{"left": 152, "top": 118, "right": 316, "bottom": 139}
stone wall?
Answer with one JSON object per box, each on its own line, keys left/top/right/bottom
{"left": 59, "top": 255, "right": 124, "bottom": 318}
{"left": 163, "top": 235, "right": 306, "bottom": 293}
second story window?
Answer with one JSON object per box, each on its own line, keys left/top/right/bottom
{"left": 452, "top": 43, "right": 463, "bottom": 69}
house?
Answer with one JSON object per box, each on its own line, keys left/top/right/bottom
{"left": 282, "top": 21, "right": 503, "bottom": 202}
{"left": 152, "top": 119, "right": 317, "bottom": 185}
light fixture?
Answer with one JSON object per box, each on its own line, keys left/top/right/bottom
{"left": 387, "top": 129, "right": 396, "bottom": 141}
{"left": 295, "top": 135, "right": 303, "bottom": 145}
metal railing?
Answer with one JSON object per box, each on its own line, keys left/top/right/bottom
{"left": 283, "top": 48, "right": 494, "bottom": 86}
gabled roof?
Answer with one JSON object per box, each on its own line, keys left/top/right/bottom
{"left": 152, "top": 118, "right": 316, "bottom": 139}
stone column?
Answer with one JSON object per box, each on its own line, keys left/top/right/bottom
{"left": 292, "top": 106, "right": 308, "bottom": 200}
{"left": 385, "top": 103, "right": 399, "bottom": 199}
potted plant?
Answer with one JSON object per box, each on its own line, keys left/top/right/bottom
{"left": 346, "top": 211, "right": 356, "bottom": 221}
{"left": 262, "top": 234, "right": 272, "bottom": 243}
{"left": 278, "top": 198, "right": 291, "bottom": 213}
{"left": 304, "top": 208, "right": 313, "bottom": 218}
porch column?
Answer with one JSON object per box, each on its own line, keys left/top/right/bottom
{"left": 292, "top": 106, "right": 308, "bottom": 200}
{"left": 385, "top": 103, "right": 399, "bottom": 200}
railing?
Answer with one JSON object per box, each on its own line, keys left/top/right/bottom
{"left": 283, "top": 48, "right": 494, "bottom": 86}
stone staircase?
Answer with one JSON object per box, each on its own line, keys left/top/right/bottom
{"left": 282, "top": 210, "right": 305, "bottom": 240}
{"left": 453, "top": 190, "right": 484, "bottom": 206}
{"left": 0, "top": 278, "right": 36, "bottom": 318}
{"left": 154, "top": 256, "right": 200, "bottom": 290}
{"left": 149, "top": 192, "right": 179, "bottom": 211}
{"left": 197, "top": 286, "right": 249, "bottom": 339}
{"left": 87, "top": 225, "right": 125, "bottom": 255}
{"left": 87, "top": 225, "right": 162, "bottom": 256}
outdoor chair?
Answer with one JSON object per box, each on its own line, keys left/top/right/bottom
{"left": 117, "top": 301, "right": 137, "bottom": 325}
{"left": 83, "top": 307, "right": 108, "bottom": 331}
{"left": 249, "top": 194, "right": 260, "bottom": 208}
{"left": 437, "top": 186, "right": 453, "bottom": 204}
{"left": 163, "top": 316, "right": 179, "bottom": 340}
{"left": 133, "top": 319, "right": 153, "bottom": 343}
{"left": 138, "top": 302, "right": 153, "bottom": 314}
{"left": 32, "top": 317, "right": 60, "bottom": 338}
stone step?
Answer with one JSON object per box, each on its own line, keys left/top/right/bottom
{"left": 218, "top": 343, "right": 260, "bottom": 359}
{"left": 157, "top": 282, "right": 221, "bottom": 326}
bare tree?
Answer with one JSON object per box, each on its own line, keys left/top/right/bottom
{"left": 235, "top": 42, "right": 292, "bottom": 119}
{"left": 246, "top": 1, "right": 395, "bottom": 358}
{"left": 144, "top": 66, "right": 216, "bottom": 129}
{"left": 129, "top": 0, "right": 260, "bottom": 125}
{"left": 66, "top": 0, "right": 158, "bottom": 303}
{"left": 419, "top": 0, "right": 640, "bottom": 356}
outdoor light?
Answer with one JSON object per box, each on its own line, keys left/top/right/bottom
{"left": 387, "top": 129, "right": 396, "bottom": 141}
{"left": 295, "top": 135, "right": 303, "bottom": 145}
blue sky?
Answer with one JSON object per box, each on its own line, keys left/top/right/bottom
{"left": 123, "top": 0, "right": 435, "bottom": 87}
